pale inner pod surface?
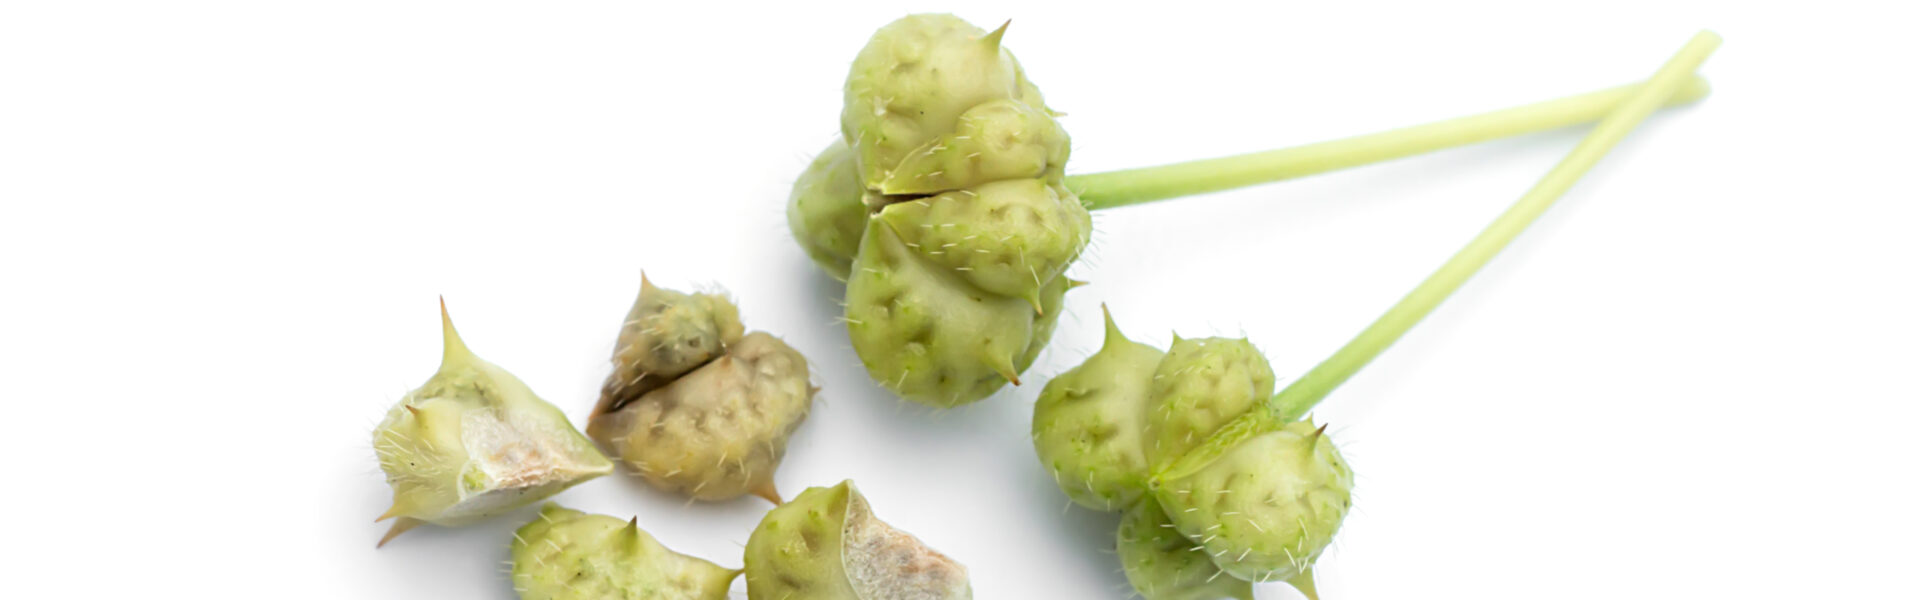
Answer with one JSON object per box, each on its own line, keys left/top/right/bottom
{"left": 372, "top": 302, "right": 613, "bottom": 546}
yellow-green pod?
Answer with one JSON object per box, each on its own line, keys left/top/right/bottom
{"left": 511, "top": 503, "right": 739, "bottom": 600}
{"left": 803, "top": 14, "right": 1084, "bottom": 408}
{"left": 1152, "top": 420, "right": 1353, "bottom": 585}
{"left": 371, "top": 301, "right": 613, "bottom": 546}
{"left": 1117, "top": 496, "right": 1252, "bottom": 600}
{"left": 844, "top": 217, "right": 1055, "bottom": 407}
{"left": 788, "top": 140, "right": 869, "bottom": 280}
{"left": 743, "top": 480, "right": 971, "bottom": 599}
{"left": 1032, "top": 307, "right": 1163, "bottom": 511}
{"left": 840, "top": 14, "right": 1049, "bottom": 190}
{"left": 1141, "top": 337, "right": 1276, "bottom": 467}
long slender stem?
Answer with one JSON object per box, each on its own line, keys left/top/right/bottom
{"left": 1064, "top": 75, "right": 1711, "bottom": 211}
{"left": 1269, "top": 31, "right": 1722, "bottom": 422}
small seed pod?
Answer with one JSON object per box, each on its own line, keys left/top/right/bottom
{"left": 510, "top": 503, "right": 740, "bottom": 600}
{"left": 840, "top": 15, "right": 1053, "bottom": 190}
{"left": 1031, "top": 313, "right": 1348, "bottom": 597}
{"left": 1031, "top": 307, "right": 1165, "bottom": 511}
{"left": 743, "top": 480, "right": 971, "bottom": 600}
{"left": 1141, "top": 337, "right": 1276, "bottom": 467}
{"left": 371, "top": 301, "right": 613, "bottom": 547}
{"left": 598, "top": 276, "right": 744, "bottom": 405}
{"left": 844, "top": 217, "right": 1071, "bottom": 407}
{"left": 788, "top": 139, "right": 867, "bottom": 280}
{"left": 791, "top": 13, "right": 1090, "bottom": 407}
{"left": 1117, "top": 496, "right": 1252, "bottom": 600}
{"left": 588, "top": 277, "right": 815, "bottom": 503}
{"left": 1152, "top": 420, "right": 1353, "bottom": 585}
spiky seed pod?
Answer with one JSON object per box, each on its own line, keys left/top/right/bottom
{"left": 1117, "top": 496, "right": 1253, "bottom": 600}
{"left": 788, "top": 139, "right": 868, "bottom": 280}
{"left": 844, "top": 218, "right": 1072, "bottom": 407}
{"left": 588, "top": 332, "right": 813, "bottom": 502}
{"left": 589, "top": 278, "right": 816, "bottom": 503}
{"left": 840, "top": 15, "right": 1052, "bottom": 189}
{"left": 1031, "top": 307, "right": 1165, "bottom": 511}
{"left": 743, "top": 480, "right": 971, "bottom": 600}
{"left": 510, "top": 503, "right": 740, "bottom": 600}
{"left": 874, "top": 177, "right": 1084, "bottom": 308}
{"left": 598, "top": 275, "right": 744, "bottom": 410}
{"left": 371, "top": 301, "right": 613, "bottom": 546}
{"left": 1152, "top": 420, "right": 1353, "bottom": 585}
{"left": 1030, "top": 313, "right": 1348, "bottom": 597}
{"left": 1141, "top": 338, "right": 1276, "bottom": 467}
{"left": 794, "top": 13, "right": 1089, "bottom": 407}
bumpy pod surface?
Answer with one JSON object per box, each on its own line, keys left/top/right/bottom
{"left": 744, "top": 480, "right": 971, "bottom": 600}
{"left": 597, "top": 276, "right": 744, "bottom": 404}
{"left": 1117, "top": 496, "right": 1252, "bottom": 600}
{"left": 1142, "top": 338, "right": 1277, "bottom": 466}
{"left": 1031, "top": 314, "right": 1351, "bottom": 595}
{"left": 791, "top": 13, "right": 1091, "bottom": 407}
{"left": 789, "top": 139, "right": 868, "bottom": 280}
{"left": 1031, "top": 308, "right": 1164, "bottom": 511}
{"left": 511, "top": 503, "right": 740, "bottom": 600}
{"left": 372, "top": 302, "right": 613, "bottom": 546}
{"left": 1154, "top": 420, "right": 1352, "bottom": 584}
{"left": 589, "top": 277, "right": 815, "bottom": 503}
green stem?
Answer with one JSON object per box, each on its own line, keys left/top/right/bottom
{"left": 1064, "top": 75, "right": 1712, "bottom": 211}
{"left": 1269, "top": 31, "right": 1722, "bottom": 422}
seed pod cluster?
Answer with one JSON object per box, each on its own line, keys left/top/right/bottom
{"left": 743, "top": 480, "right": 972, "bottom": 600}
{"left": 587, "top": 276, "right": 817, "bottom": 503}
{"left": 372, "top": 301, "right": 614, "bottom": 546}
{"left": 788, "top": 13, "right": 1091, "bottom": 407}
{"left": 1032, "top": 310, "right": 1352, "bottom": 598}
{"left": 511, "top": 503, "right": 740, "bottom": 600}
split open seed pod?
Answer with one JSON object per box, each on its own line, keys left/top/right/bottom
{"left": 371, "top": 300, "right": 613, "bottom": 546}
{"left": 743, "top": 480, "right": 971, "bottom": 600}
{"left": 587, "top": 276, "right": 817, "bottom": 503}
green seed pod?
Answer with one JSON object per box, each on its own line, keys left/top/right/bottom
{"left": 793, "top": 14, "right": 1087, "bottom": 407}
{"left": 788, "top": 139, "right": 868, "bottom": 280}
{"left": 743, "top": 480, "right": 971, "bottom": 600}
{"left": 844, "top": 216, "right": 1071, "bottom": 407}
{"left": 372, "top": 301, "right": 613, "bottom": 546}
{"left": 1142, "top": 337, "right": 1276, "bottom": 467}
{"left": 1152, "top": 420, "right": 1353, "bottom": 585}
{"left": 873, "top": 99, "right": 1070, "bottom": 195}
{"left": 840, "top": 15, "right": 1050, "bottom": 190}
{"left": 510, "top": 503, "right": 740, "bottom": 600}
{"left": 589, "top": 278, "right": 816, "bottom": 503}
{"left": 1117, "top": 496, "right": 1252, "bottom": 600}
{"left": 1031, "top": 307, "right": 1164, "bottom": 511}
{"left": 1031, "top": 315, "right": 1346, "bottom": 598}
{"left": 875, "top": 177, "right": 1088, "bottom": 308}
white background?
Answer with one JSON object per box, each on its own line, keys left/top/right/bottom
{"left": 3, "top": 1, "right": 1916, "bottom": 598}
